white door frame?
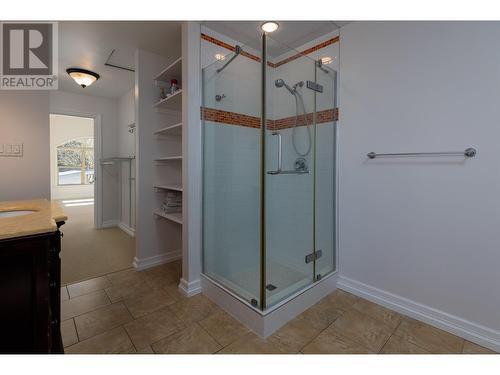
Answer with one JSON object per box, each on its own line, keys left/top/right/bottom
{"left": 49, "top": 109, "right": 103, "bottom": 228}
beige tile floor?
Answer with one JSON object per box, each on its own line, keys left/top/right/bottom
{"left": 61, "top": 261, "right": 497, "bottom": 354}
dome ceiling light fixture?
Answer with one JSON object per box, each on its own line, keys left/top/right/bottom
{"left": 261, "top": 22, "right": 279, "bottom": 33}
{"left": 66, "top": 68, "right": 100, "bottom": 88}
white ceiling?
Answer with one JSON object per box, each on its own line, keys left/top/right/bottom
{"left": 58, "top": 21, "right": 181, "bottom": 98}
{"left": 202, "top": 21, "right": 349, "bottom": 57}
{"left": 57, "top": 21, "right": 347, "bottom": 98}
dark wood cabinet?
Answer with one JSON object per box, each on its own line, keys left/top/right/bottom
{"left": 0, "top": 222, "right": 64, "bottom": 353}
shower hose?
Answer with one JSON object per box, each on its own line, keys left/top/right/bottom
{"left": 292, "top": 91, "right": 312, "bottom": 157}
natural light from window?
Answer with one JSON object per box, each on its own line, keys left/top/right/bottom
{"left": 57, "top": 137, "right": 95, "bottom": 186}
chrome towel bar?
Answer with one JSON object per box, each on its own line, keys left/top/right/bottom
{"left": 367, "top": 148, "right": 477, "bottom": 159}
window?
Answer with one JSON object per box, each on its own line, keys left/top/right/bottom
{"left": 57, "top": 137, "right": 95, "bottom": 185}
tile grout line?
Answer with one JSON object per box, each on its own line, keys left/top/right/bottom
{"left": 72, "top": 317, "right": 81, "bottom": 344}
{"left": 296, "top": 308, "right": 347, "bottom": 353}
{"left": 378, "top": 319, "right": 403, "bottom": 354}
{"left": 196, "top": 320, "right": 227, "bottom": 352}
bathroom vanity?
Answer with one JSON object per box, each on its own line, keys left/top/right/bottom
{"left": 0, "top": 200, "right": 67, "bottom": 353}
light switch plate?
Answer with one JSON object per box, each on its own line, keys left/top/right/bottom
{"left": 0, "top": 143, "right": 23, "bottom": 157}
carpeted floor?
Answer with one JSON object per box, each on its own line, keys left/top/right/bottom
{"left": 58, "top": 199, "right": 136, "bottom": 285}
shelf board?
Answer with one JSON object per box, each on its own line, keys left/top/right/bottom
{"left": 153, "top": 89, "right": 182, "bottom": 110}
{"left": 155, "top": 155, "right": 182, "bottom": 162}
{"left": 154, "top": 210, "right": 182, "bottom": 224}
{"left": 154, "top": 184, "right": 183, "bottom": 192}
{"left": 154, "top": 57, "right": 182, "bottom": 83}
{"left": 154, "top": 122, "right": 182, "bottom": 136}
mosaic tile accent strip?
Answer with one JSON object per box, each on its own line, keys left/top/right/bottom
{"left": 268, "top": 108, "right": 338, "bottom": 130}
{"left": 201, "top": 33, "right": 261, "bottom": 63}
{"left": 201, "top": 33, "right": 339, "bottom": 68}
{"left": 273, "top": 36, "right": 340, "bottom": 67}
{"left": 201, "top": 107, "right": 261, "bottom": 128}
{"left": 201, "top": 107, "right": 338, "bottom": 129}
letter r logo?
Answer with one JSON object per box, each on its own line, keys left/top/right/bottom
{"left": 2, "top": 23, "right": 52, "bottom": 75}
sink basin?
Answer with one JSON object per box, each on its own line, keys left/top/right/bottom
{"left": 0, "top": 210, "right": 36, "bottom": 218}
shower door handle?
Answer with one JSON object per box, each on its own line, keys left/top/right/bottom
{"left": 267, "top": 132, "right": 282, "bottom": 175}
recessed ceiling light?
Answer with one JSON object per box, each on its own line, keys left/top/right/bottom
{"left": 321, "top": 56, "right": 334, "bottom": 65}
{"left": 261, "top": 22, "right": 279, "bottom": 33}
{"left": 66, "top": 68, "right": 100, "bottom": 88}
{"left": 215, "top": 53, "right": 226, "bottom": 61}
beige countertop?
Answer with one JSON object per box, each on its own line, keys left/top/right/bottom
{"left": 0, "top": 199, "right": 68, "bottom": 240}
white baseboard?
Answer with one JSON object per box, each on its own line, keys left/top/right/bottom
{"left": 133, "top": 250, "right": 181, "bottom": 271}
{"left": 337, "top": 276, "right": 500, "bottom": 353}
{"left": 101, "top": 219, "right": 119, "bottom": 229}
{"left": 179, "top": 278, "right": 202, "bottom": 297}
{"left": 118, "top": 222, "right": 135, "bottom": 237}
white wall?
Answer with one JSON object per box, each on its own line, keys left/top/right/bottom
{"left": 50, "top": 91, "right": 120, "bottom": 223}
{"left": 0, "top": 91, "right": 50, "bottom": 201}
{"left": 117, "top": 88, "right": 136, "bottom": 231}
{"left": 338, "top": 21, "right": 500, "bottom": 350}
{"left": 49, "top": 114, "right": 94, "bottom": 200}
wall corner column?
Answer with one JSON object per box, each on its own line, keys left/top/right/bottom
{"left": 179, "top": 21, "right": 203, "bottom": 297}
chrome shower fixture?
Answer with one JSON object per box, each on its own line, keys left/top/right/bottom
{"left": 316, "top": 59, "right": 330, "bottom": 74}
{"left": 275, "top": 79, "right": 304, "bottom": 95}
{"left": 275, "top": 78, "right": 312, "bottom": 157}
{"left": 216, "top": 45, "right": 242, "bottom": 74}
{"left": 274, "top": 78, "right": 295, "bottom": 95}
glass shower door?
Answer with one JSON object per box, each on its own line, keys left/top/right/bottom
{"left": 313, "top": 60, "right": 338, "bottom": 280}
{"left": 264, "top": 36, "right": 317, "bottom": 308}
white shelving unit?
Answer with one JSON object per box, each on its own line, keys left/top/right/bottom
{"left": 153, "top": 57, "right": 183, "bottom": 225}
{"left": 153, "top": 210, "right": 182, "bottom": 225}
{"left": 154, "top": 57, "right": 182, "bottom": 83}
{"left": 155, "top": 155, "right": 182, "bottom": 162}
{"left": 154, "top": 183, "right": 183, "bottom": 192}
{"left": 154, "top": 122, "right": 182, "bottom": 136}
{"left": 152, "top": 89, "right": 182, "bottom": 110}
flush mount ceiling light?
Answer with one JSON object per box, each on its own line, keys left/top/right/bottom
{"left": 215, "top": 53, "right": 226, "bottom": 61}
{"left": 261, "top": 22, "right": 279, "bottom": 33}
{"left": 66, "top": 68, "right": 100, "bottom": 88}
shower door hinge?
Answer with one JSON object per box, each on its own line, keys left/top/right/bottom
{"left": 305, "top": 249, "right": 323, "bottom": 264}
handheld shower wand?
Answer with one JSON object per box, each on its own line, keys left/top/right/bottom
{"left": 274, "top": 78, "right": 311, "bottom": 157}
{"left": 274, "top": 78, "right": 296, "bottom": 95}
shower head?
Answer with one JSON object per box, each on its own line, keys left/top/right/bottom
{"left": 275, "top": 78, "right": 296, "bottom": 95}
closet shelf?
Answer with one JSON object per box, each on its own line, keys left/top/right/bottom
{"left": 154, "top": 57, "right": 182, "bottom": 83}
{"left": 154, "top": 122, "right": 182, "bottom": 136}
{"left": 153, "top": 89, "right": 182, "bottom": 110}
{"left": 154, "top": 184, "right": 183, "bottom": 192}
{"left": 155, "top": 155, "right": 182, "bottom": 162}
{"left": 154, "top": 210, "right": 182, "bottom": 225}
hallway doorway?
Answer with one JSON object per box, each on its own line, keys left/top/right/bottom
{"left": 50, "top": 113, "right": 135, "bottom": 284}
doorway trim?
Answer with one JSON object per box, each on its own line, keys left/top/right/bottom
{"left": 49, "top": 109, "right": 103, "bottom": 228}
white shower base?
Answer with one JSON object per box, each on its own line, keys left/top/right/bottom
{"left": 201, "top": 270, "right": 338, "bottom": 338}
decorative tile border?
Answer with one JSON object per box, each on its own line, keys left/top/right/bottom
{"left": 201, "top": 33, "right": 261, "bottom": 63}
{"left": 269, "top": 108, "right": 339, "bottom": 130}
{"left": 201, "top": 107, "right": 338, "bottom": 130}
{"left": 201, "top": 107, "right": 261, "bottom": 128}
{"left": 201, "top": 33, "right": 339, "bottom": 68}
{"left": 273, "top": 36, "right": 340, "bottom": 67}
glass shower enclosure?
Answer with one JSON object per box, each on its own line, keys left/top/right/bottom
{"left": 202, "top": 33, "right": 338, "bottom": 311}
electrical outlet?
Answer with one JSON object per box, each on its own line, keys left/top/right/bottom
{"left": 0, "top": 143, "right": 23, "bottom": 157}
